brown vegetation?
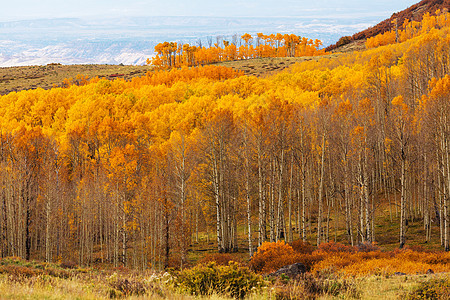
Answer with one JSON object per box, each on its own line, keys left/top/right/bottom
{"left": 327, "top": 0, "right": 450, "bottom": 52}
{"left": 0, "top": 64, "right": 148, "bottom": 95}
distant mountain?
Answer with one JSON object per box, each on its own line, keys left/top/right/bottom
{"left": 327, "top": 0, "right": 450, "bottom": 51}
{"left": 0, "top": 16, "right": 380, "bottom": 67}
{"left": 0, "top": 40, "right": 154, "bottom": 67}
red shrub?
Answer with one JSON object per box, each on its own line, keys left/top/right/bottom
{"left": 250, "top": 241, "right": 301, "bottom": 274}
{"left": 290, "top": 240, "right": 315, "bottom": 254}
{"left": 357, "top": 242, "right": 380, "bottom": 253}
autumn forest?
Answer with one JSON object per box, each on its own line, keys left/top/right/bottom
{"left": 1, "top": 8, "right": 450, "bottom": 280}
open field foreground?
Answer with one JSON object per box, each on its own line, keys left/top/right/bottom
{"left": 0, "top": 256, "right": 449, "bottom": 299}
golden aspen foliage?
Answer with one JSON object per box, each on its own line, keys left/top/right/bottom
{"left": 149, "top": 32, "right": 326, "bottom": 69}
{"left": 1, "top": 11, "right": 450, "bottom": 269}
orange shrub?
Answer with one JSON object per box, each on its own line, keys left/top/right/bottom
{"left": 339, "top": 256, "right": 450, "bottom": 277}
{"left": 250, "top": 241, "right": 300, "bottom": 274}
{"left": 290, "top": 240, "right": 315, "bottom": 254}
{"left": 296, "top": 253, "right": 325, "bottom": 271}
{"left": 421, "top": 252, "right": 450, "bottom": 265}
{"left": 311, "top": 253, "right": 357, "bottom": 275}
{"left": 310, "top": 248, "right": 450, "bottom": 277}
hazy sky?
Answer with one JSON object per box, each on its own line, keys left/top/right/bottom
{"left": 1, "top": 0, "right": 418, "bottom": 21}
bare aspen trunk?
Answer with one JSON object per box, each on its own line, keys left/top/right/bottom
{"left": 334, "top": 193, "right": 338, "bottom": 242}
{"left": 439, "top": 176, "right": 444, "bottom": 246}
{"left": 299, "top": 129, "right": 307, "bottom": 242}
{"left": 257, "top": 139, "right": 266, "bottom": 246}
{"left": 114, "top": 185, "right": 120, "bottom": 267}
{"left": 358, "top": 153, "right": 365, "bottom": 243}
{"left": 343, "top": 154, "right": 354, "bottom": 246}
{"left": 177, "top": 134, "right": 187, "bottom": 267}
{"left": 269, "top": 159, "right": 275, "bottom": 242}
{"left": 288, "top": 154, "right": 294, "bottom": 243}
{"left": 326, "top": 191, "right": 330, "bottom": 242}
{"left": 364, "top": 146, "right": 371, "bottom": 243}
{"left": 164, "top": 197, "right": 169, "bottom": 269}
{"left": 308, "top": 165, "right": 313, "bottom": 238}
{"left": 371, "top": 170, "right": 376, "bottom": 242}
{"left": 424, "top": 152, "right": 430, "bottom": 243}
{"left": 317, "top": 133, "right": 326, "bottom": 246}
{"left": 195, "top": 204, "right": 199, "bottom": 243}
{"left": 276, "top": 148, "right": 284, "bottom": 241}
{"left": 400, "top": 150, "right": 406, "bottom": 249}
{"left": 444, "top": 190, "right": 449, "bottom": 251}
{"left": 212, "top": 148, "right": 223, "bottom": 252}
{"left": 301, "top": 171, "right": 307, "bottom": 242}
{"left": 233, "top": 196, "right": 238, "bottom": 252}
{"left": 444, "top": 128, "right": 449, "bottom": 251}
{"left": 122, "top": 191, "right": 127, "bottom": 266}
{"left": 45, "top": 194, "right": 51, "bottom": 262}
{"left": 244, "top": 141, "right": 253, "bottom": 257}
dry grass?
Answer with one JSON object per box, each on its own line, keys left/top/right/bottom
{"left": 0, "top": 64, "right": 149, "bottom": 95}
{"left": 334, "top": 273, "right": 450, "bottom": 300}
{"left": 0, "top": 261, "right": 448, "bottom": 300}
{"left": 0, "top": 274, "right": 108, "bottom": 299}
{"left": 216, "top": 55, "right": 340, "bottom": 77}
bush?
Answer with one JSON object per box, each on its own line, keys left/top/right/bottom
{"left": 297, "top": 253, "right": 325, "bottom": 271}
{"left": 46, "top": 267, "right": 71, "bottom": 279}
{"left": 60, "top": 260, "right": 77, "bottom": 269}
{"left": 250, "top": 241, "right": 301, "bottom": 274}
{"left": 108, "top": 275, "right": 150, "bottom": 298}
{"left": 0, "top": 257, "right": 84, "bottom": 281}
{"left": 273, "top": 274, "right": 360, "bottom": 299}
{"left": 290, "top": 240, "right": 315, "bottom": 254}
{"left": 357, "top": 242, "right": 380, "bottom": 252}
{"left": 175, "top": 262, "right": 264, "bottom": 299}
{"left": 0, "top": 265, "right": 37, "bottom": 280}
{"left": 311, "top": 254, "right": 357, "bottom": 275}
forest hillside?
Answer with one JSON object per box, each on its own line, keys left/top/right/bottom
{"left": 0, "top": 1, "right": 449, "bottom": 284}
{"left": 326, "top": 0, "right": 450, "bottom": 51}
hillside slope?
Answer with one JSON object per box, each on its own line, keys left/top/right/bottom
{"left": 0, "top": 64, "right": 149, "bottom": 95}
{"left": 0, "top": 55, "right": 340, "bottom": 95}
{"left": 327, "top": 0, "right": 450, "bottom": 51}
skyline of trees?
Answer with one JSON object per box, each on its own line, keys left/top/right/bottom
{"left": 149, "top": 33, "right": 325, "bottom": 69}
